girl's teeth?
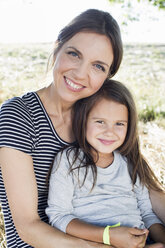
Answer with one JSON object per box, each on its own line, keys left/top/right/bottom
{"left": 66, "top": 78, "right": 82, "bottom": 89}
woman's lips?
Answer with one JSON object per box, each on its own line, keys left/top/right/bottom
{"left": 64, "top": 77, "right": 85, "bottom": 92}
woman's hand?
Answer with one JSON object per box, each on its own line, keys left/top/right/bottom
{"left": 145, "top": 243, "right": 165, "bottom": 248}
{"left": 110, "top": 226, "right": 149, "bottom": 248}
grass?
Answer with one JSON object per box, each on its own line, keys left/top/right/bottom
{"left": 0, "top": 205, "right": 6, "bottom": 248}
{"left": 0, "top": 42, "right": 165, "bottom": 247}
{"left": 114, "top": 43, "right": 165, "bottom": 127}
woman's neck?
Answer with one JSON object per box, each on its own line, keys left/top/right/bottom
{"left": 36, "top": 83, "right": 75, "bottom": 143}
{"left": 37, "top": 83, "right": 73, "bottom": 116}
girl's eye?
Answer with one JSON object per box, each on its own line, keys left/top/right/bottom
{"left": 96, "top": 120, "right": 104, "bottom": 124}
{"left": 94, "top": 64, "right": 105, "bottom": 72}
{"left": 116, "top": 122, "right": 125, "bottom": 126}
{"left": 67, "top": 51, "right": 79, "bottom": 58}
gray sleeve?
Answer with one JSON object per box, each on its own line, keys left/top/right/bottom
{"left": 46, "top": 151, "right": 77, "bottom": 233}
{"left": 134, "top": 177, "right": 162, "bottom": 229}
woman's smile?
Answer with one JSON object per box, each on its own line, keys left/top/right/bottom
{"left": 64, "top": 76, "right": 85, "bottom": 92}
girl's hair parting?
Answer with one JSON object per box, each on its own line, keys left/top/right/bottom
{"left": 67, "top": 79, "right": 164, "bottom": 192}
{"left": 48, "top": 9, "right": 123, "bottom": 78}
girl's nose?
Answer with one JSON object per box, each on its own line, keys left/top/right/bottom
{"left": 104, "top": 125, "right": 114, "bottom": 135}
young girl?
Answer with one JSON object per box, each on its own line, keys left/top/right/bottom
{"left": 46, "top": 79, "right": 165, "bottom": 248}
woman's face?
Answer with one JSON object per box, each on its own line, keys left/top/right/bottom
{"left": 52, "top": 32, "right": 114, "bottom": 105}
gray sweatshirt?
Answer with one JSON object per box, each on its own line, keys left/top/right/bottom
{"left": 46, "top": 149, "right": 162, "bottom": 232}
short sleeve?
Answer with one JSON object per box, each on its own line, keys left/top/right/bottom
{"left": 0, "top": 97, "right": 36, "bottom": 155}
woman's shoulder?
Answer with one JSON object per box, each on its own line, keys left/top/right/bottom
{"left": 0, "top": 92, "right": 41, "bottom": 118}
{"left": 0, "top": 92, "right": 39, "bottom": 152}
{"left": 1, "top": 92, "right": 37, "bottom": 110}
{"left": 0, "top": 92, "right": 42, "bottom": 133}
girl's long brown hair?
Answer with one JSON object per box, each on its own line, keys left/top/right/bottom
{"left": 67, "top": 79, "right": 164, "bottom": 192}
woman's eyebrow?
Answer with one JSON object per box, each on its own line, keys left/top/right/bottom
{"left": 66, "top": 46, "right": 81, "bottom": 55}
{"left": 66, "top": 46, "right": 110, "bottom": 68}
{"left": 94, "top": 60, "right": 110, "bottom": 68}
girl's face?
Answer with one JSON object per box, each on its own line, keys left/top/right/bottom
{"left": 53, "top": 32, "right": 113, "bottom": 105}
{"left": 86, "top": 98, "right": 128, "bottom": 162}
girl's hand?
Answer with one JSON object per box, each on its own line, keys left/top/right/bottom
{"left": 110, "top": 226, "right": 149, "bottom": 248}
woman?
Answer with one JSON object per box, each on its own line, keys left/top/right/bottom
{"left": 0, "top": 8, "right": 164, "bottom": 248}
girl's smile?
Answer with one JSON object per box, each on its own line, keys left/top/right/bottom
{"left": 97, "top": 138, "right": 116, "bottom": 146}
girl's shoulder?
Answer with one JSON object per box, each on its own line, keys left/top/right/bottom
{"left": 54, "top": 147, "right": 84, "bottom": 169}
{"left": 56, "top": 146, "right": 83, "bottom": 161}
{"left": 114, "top": 150, "right": 127, "bottom": 164}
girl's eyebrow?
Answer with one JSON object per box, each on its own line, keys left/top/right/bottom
{"left": 66, "top": 46, "right": 110, "bottom": 68}
{"left": 92, "top": 117, "right": 128, "bottom": 122}
{"left": 116, "top": 120, "right": 128, "bottom": 122}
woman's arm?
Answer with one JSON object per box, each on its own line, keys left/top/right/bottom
{"left": 149, "top": 189, "right": 165, "bottom": 224}
{"left": 149, "top": 223, "right": 165, "bottom": 244}
{"left": 0, "top": 147, "right": 109, "bottom": 248}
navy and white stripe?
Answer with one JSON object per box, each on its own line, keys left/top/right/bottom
{"left": 0, "top": 92, "right": 69, "bottom": 247}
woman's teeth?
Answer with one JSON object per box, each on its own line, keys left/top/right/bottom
{"left": 65, "top": 78, "right": 83, "bottom": 89}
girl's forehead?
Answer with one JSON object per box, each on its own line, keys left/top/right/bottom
{"left": 88, "top": 98, "right": 128, "bottom": 119}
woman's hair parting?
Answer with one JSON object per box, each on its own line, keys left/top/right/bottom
{"left": 50, "top": 9, "right": 123, "bottom": 78}
{"left": 69, "top": 79, "right": 164, "bottom": 191}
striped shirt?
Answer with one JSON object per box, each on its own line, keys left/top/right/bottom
{"left": 0, "top": 92, "right": 70, "bottom": 247}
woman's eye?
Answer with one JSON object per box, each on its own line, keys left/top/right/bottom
{"left": 67, "top": 51, "right": 79, "bottom": 58}
{"left": 94, "top": 64, "right": 105, "bottom": 72}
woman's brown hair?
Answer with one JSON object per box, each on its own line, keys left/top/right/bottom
{"left": 67, "top": 79, "right": 164, "bottom": 192}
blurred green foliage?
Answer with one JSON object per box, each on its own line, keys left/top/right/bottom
{"left": 108, "top": 0, "right": 165, "bottom": 9}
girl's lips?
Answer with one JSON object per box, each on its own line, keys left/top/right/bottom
{"left": 64, "top": 77, "right": 85, "bottom": 92}
{"left": 98, "top": 139, "right": 116, "bottom": 145}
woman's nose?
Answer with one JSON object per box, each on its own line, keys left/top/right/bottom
{"left": 73, "top": 61, "right": 88, "bottom": 80}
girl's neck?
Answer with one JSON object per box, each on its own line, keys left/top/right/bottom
{"left": 94, "top": 152, "right": 114, "bottom": 169}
